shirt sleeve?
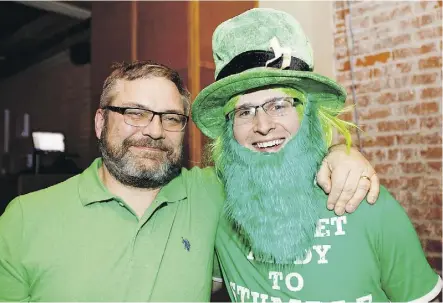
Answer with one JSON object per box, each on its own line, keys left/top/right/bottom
{"left": 377, "top": 187, "right": 442, "bottom": 302}
{"left": 0, "top": 197, "right": 30, "bottom": 301}
{"left": 212, "top": 251, "right": 223, "bottom": 282}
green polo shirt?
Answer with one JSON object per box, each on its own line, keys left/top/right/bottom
{"left": 0, "top": 158, "right": 224, "bottom": 302}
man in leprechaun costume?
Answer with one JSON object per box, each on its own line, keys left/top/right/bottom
{"left": 193, "top": 8, "right": 442, "bottom": 302}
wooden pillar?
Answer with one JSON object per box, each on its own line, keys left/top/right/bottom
{"left": 90, "top": 1, "right": 256, "bottom": 167}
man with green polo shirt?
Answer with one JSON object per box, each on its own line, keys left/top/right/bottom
{"left": 0, "top": 61, "right": 378, "bottom": 301}
{"left": 192, "top": 8, "right": 442, "bottom": 302}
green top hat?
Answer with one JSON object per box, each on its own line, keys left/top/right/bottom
{"left": 192, "top": 8, "right": 347, "bottom": 139}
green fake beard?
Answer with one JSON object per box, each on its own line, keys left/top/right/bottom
{"left": 217, "top": 102, "right": 328, "bottom": 264}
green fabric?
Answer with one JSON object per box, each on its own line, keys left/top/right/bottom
{"left": 0, "top": 158, "right": 225, "bottom": 302}
{"left": 191, "top": 8, "right": 347, "bottom": 139}
{"left": 215, "top": 186, "right": 442, "bottom": 302}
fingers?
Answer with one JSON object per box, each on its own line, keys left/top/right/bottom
{"left": 367, "top": 173, "right": 380, "bottom": 204}
{"left": 331, "top": 169, "right": 363, "bottom": 215}
{"left": 344, "top": 176, "right": 372, "bottom": 213}
{"left": 316, "top": 159, "right": 332, "bottom": 194}
{"left": 326, "top": 168, "right": 351, "bottom": 212}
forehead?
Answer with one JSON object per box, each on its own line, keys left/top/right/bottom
{"left": 236, "top": 88, "right": 289, "bottom": 107}
{"left": 113, "top": 77, "right": 183, "bottom": 112}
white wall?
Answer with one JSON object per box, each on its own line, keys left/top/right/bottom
{"left": 259, "top": 1, "right": 335, "bottom": 80}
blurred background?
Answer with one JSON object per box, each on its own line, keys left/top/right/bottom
{"left": 0, "top": 0, "right": 441, "bottom": 290}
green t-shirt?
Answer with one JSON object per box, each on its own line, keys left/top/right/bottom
{"left": 215, "top": 187, "right": 442, "bottom": 302}
{"left": 0, "top": 159, "right": 225, "bottom": 302}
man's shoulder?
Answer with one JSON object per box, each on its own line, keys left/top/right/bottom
{"left": 351, "top": 186, "right": 404, "bottom": 216}
{"left": 180, "top": 166, "right": 221, "bottom": 187}
{"left": 15, "top": 174, "right": 82, "bottom": 211}
{"left": 179, "top": 166, "right": 225, "bottom": 210}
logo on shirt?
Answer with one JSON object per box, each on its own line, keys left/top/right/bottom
{"left": 182, "top": 237, "right": 191, "bottom": 251}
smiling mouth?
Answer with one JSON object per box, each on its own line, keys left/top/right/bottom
{"left": 131, "top": 146, "right": 165, "bottom": 153}
{"left": 252, "top": 138, "right": 286, "bottom": 152}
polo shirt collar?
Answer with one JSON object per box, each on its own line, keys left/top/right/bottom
{"left": 78, "top": 158, "right": 187, "bottom": 206}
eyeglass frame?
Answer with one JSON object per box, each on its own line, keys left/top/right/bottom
{"left": 102, "top": 105, "right": 189, "bottom": 132}
{"left": 225, "top": 97, "right": 301, "bottom": 123}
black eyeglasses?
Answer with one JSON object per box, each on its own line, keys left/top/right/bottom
{"left": 226, "top": 97, "right": 301, "bottom": 126}
{"left": 102, "top": 106, "right": 188, "bottom": 132}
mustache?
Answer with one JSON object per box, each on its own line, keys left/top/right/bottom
{"left": 123, "top": 137, "right": 171, "bottom": 153}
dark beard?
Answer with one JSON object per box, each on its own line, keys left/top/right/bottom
{"left": 98, "top": 121, "right": 182, "bottom": 189}
{"left": 217, "top": 102, "right": 328, "bottom": 264}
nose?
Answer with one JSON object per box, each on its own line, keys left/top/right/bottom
{"left": 141, "top": 114, "right": 165, "bottom": 139}
{"left": 252, "top": 109, "right": 276, "bottom": 135}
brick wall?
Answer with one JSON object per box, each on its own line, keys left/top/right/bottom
{"left": 0, "top": 51, "right": 91, "bottom": 171}
{"left": 333, "top": 1, "right": 442, "bottom": 273}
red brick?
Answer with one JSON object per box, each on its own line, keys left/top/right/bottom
{"left": 377, "top": 118, "right": 417, "bottom": 132}
{"left": 337, "top": 71, "right": 351, "bottom": 84}
{"left": 392, "top": 43, "right": 436, "bottom": 59}
{"left": 420, "top": 116, "right": 441, "bottom": 129}
{"left": 419, "top": 56, "right": 442, "bottom": 69}
{"left": 420, "top": 147, "right": 442, "bottom": 159}
{"left": 334, "top": 36, "right": 348, "bottom": 49}
{"left": 411, "top": 73, "right": 438, "bottom": 85}
{"left": 373, "top": 11, "right": 391, "bottom": 24}
{"left": 355, "top": 52, "right": 391, "bottom": 67}
{"left": 413, "top": 221, "right": 435, "bottom": 236}
{"left": 421, "top": 191, "right": 443, "bottom": 206}
{"left": 396, "top": 133, "right": 442, "bottom": 145}
{"left": 423, "top": 177, "right": 442, "bottom": 189}
{"left": 427, "top": 161, "right": 442, "bottom": 172}
{"left": 416, "top": 26, "right": 442, "bottom": 40}
{"left": 426, "top": 256, "right": 442, "bottom": 272}
{"left": 400, "top": 162, "right": 426, "bottom": 174}
{"left": 390, "top": 4, "right": 413, "bottom": 18}
{"left": 379, "top": 177, "right": 402, "bottom": 189}
{"left": 374, "top": 163, "right": 395, "bottom": 174}
{"left": 399, "top": 102, "right": 440, "bottom": 115}
{"left": 337, "top": 60, "right": 350, "bottom": 72}
{"left": 356, "top": 94, "right": 371, "bottom": 107}
{"left": 425, "top": 239, "right": 442, "bottom": 254}
{"left": 392, "top": 76, "right": 411, "bottom": 89}
{"left": 363, "top": 149, "right": 387, "bottom": 162}
{"left": 398, "top": 90, "right": 416, "bottom": 102}
{"left": 354, "top": 2, "right": 382, "bottom": 15}
{"left": 395, "top": 62, "right": 413, "bottom": 73}
{"left": 410, "top": 14, "right": 435, "bottom": 28}
{"left": 427, "top": 206, "right": 443, "bottom": 220}
{"left": 376, "top": 92, "right": 397, "bottom": 104}
{"left": 420, "top": 87, "right": 442, "bottom": 99}
{"left": 388, "top": 149, "right": 416, "bottom": 161}
{"left": 359, "top": 107, "right": 391, "bottom": 120}
{"left": 356, "top": 80, "right": 382, "bottom": 94}
{"left": 333, "top": 1, "right": 441, "bottom": 260}
{"left": 335, "top": 47, "right": 349, "bottom": 60}
{"left": 415, "top": 0, "right": 442, "bottom": 11}
{"left": 335, "top": 8, "right": 349, "bottom": 22}
{"left": 334, "top": 1, "right": 345, "bottom": 10}
{"left": 335, "top": 22, "right": 346, "bottom": 35}
{"left": 338, "top": 111, "right": 353, "bottom": 122}
{"left": 358, "top": 123, "right": 375, "bottom": 133}
{"left": 361, "top": 135, "right": 395, "bottom": 147}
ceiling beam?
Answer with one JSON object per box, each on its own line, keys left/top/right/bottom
{"left": 0, "top": 14, "right": 80, "bottom": 54}
{"left": 0, "top": 20, "right": 90, "bottom": 79}
{"left": 13, "top": 1, "right": 91, "bottom": 20}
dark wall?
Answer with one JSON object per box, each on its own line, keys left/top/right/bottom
{"left": 0, "top": 51, "right": 92, "bottom": 172}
